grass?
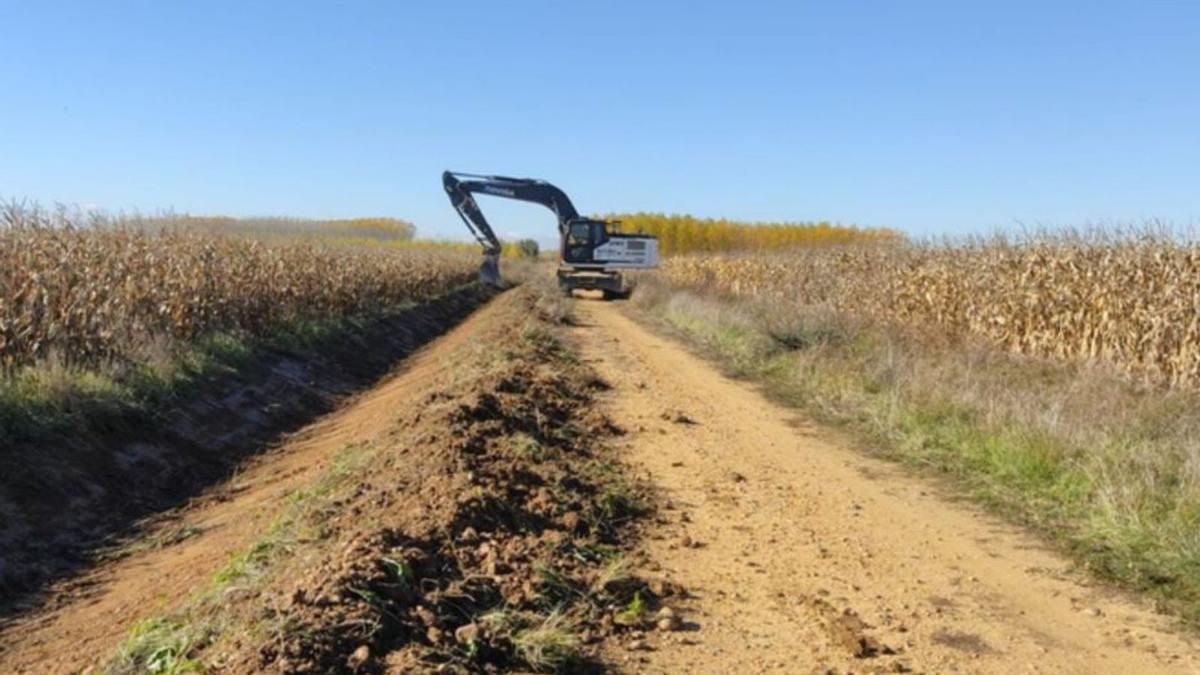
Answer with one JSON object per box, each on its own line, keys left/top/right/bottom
{"left": 590, "top": 556, "right": 632, "bottom": 595}
{"left": 580, "top": 460, "right": 645, "bottom": 536}
{"left": 511, "top": 611, "right": 582, "bottom": 672}
{"left": 105, "top": 618, "right": 213, "bottom": 675}
{"left": 474, "top": 609, "right": 582, "bottom": 671}
{"left": 0, "top": 326, "right": 246, "bottom": 444}
{"left": 613, "top": 591, "right": 647, "bottom": 627}
{"left": 0, "top": 285, "right": 471, "bottom": 446}
{"left": 96, "top": 440, "right": 377, "bottom": 673}
{"left": 631, "top": 275, "right": 1200, "bottom": 624}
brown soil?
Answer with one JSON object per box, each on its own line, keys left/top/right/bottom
{"left": 572, "top": 299, "right": 1199, "bottom": 674}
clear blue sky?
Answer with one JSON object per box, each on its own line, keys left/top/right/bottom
{"left": 2, "top": 1, "right": 1197, "bottom": 241}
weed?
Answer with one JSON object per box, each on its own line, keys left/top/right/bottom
{"left": 105, "top": 618, "right": 212, "bottom": 675}
{"left": 381, "top": 556, "right": 415, "bottom": 590}
{"left": 512, "top": 611, "right": 581, "bottom": 672}
{"left": 534, "top": 563, "right": 581, "bottom": 605}
{"left": 614, "top": 591, "right": 647, "bottom": 627}
{"left": 590, "top": 556, "right": 632, "bottom": 595}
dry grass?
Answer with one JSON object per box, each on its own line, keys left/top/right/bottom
{"left": 662, "top": 232, "right": 1200, "bottom": 389}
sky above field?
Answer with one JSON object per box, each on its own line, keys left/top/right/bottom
{"left": 1, "top": 1, "right": 1197, "bottom": 242}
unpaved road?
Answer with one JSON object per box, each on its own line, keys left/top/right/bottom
{"left": 2, "top": 291, "right": 1198, "bottom": 673}
{"left": 573, "top": 300, "right": 1199, "bottom": 674}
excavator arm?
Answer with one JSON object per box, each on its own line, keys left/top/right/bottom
{"left": 443, "top": 171, "right": 585, "bottom": 285}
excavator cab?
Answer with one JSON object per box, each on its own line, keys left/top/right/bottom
{"left": 562, "top": 219, "right": 610, "bottom": 264}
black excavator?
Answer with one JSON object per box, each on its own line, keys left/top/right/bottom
{"left": 442, "top": 171, "right": 659, "bottom": 298}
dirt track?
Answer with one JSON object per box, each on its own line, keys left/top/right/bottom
{"left": 573, "top": 300, "right": 1198, "bottom": 674}
{"left": 1, "top": 290, "right": 1198, "bottom": 673}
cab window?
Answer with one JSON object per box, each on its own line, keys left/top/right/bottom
{"left": 567, "top": 223, "right": 591, "bottom": 246}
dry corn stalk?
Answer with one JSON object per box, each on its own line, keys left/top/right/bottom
{"left": 0, "top": 217, "right": 477, "bottom": 369}
{"left": 662, "top": 237, "right": 1200, "bottom": 388}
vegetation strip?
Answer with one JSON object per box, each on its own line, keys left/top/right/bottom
{"left": 99, "top": 284, "right": 676, "bottom": 674}
{"left": 630, "top": 275, "right": 1200, "bottom": 625}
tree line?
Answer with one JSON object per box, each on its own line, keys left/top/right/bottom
{"left": 603, "top": 212, "right": 901, "bottom": 255}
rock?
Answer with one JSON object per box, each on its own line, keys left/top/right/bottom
{"left": 459, "top": 526, "right": 479, "bottom": 543}
{"left": 656, "top": 606, "right": 682, "bottom": 631}
{"left": 455, "top": 622, "right": 480, "bottom": 644}
{"left": 680, "top": 535, "right": 693, "bottom": 548}
{"left": 347, "top": 645, "right": 371, "bottom": 669}
{"left": 629, "top": 639, "right": 650, "bottom": 651}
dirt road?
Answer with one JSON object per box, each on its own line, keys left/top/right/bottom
{"left": 573, "top": 300, "right": 1198, "bottom": 674}
{"left": 2, "top": 289, "right": 1198, "bottom": 673}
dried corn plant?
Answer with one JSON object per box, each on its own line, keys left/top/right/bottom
{"left": 0, "top": 205, "right": 477, "bottom": 369}
{"left": 661, "top": 234, "right": 1200, "bottom": 388}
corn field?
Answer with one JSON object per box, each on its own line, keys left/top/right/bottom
{"left": 662, "top": 235, "right": 1200, "bottom": 388}
{"left": 0, "top": 209, "right": 477, "bottom": 369}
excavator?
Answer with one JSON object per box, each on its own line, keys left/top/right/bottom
{"left": 442, "top": 171, "right": 659, "bottom": 298}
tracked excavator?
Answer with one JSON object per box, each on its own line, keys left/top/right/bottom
{"left": 442, "top": 171, "right": 659, "bottom": 298}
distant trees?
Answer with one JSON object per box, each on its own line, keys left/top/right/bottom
{"left": 603, "top": 212, "right": 902, "bottom": 255}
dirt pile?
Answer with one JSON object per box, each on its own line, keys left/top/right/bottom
{"left": 210, "top": 289, "right": 671, "bottom": 673}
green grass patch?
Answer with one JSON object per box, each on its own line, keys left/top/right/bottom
{"left": 105, "top": 617, "right": 214, "bottom": 675}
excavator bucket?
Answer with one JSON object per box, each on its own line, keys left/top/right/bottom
{"left": 479, "top": 253, "right": 502, "bottom": 287}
